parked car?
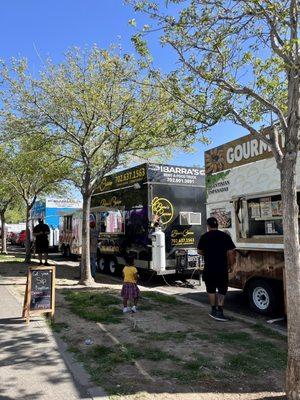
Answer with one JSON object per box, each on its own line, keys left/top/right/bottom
{"left": 17, "top": 230, "right": 26, "bottom": 247}
{"left": 7, "top": 232, "right": 17, "bottom": 245}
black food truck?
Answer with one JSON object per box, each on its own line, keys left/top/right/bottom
{"left": 91, "top": 163, "right": 206, "bottom": 276}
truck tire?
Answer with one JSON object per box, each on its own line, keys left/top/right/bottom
{"left": 65, "top": 246, "right": 71, "bottom": 258}
{"left": 97, "top": 257, "right": 107, "bottom": 273}
{"left": 247, "top": 279, "right": 278, "bottom": 315}
{"left": 61, "top": 245, "right": 66, "bottom": 257}
{"left": 108, "top": 257, "right": 119, "bottom": 276}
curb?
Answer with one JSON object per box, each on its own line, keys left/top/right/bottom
{"left": 55, "top": 335, "right": 109, "bottom": 400}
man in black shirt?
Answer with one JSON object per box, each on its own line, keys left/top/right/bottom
{"left": 197, "top": 217, "right": 236, "bottom": 321}
{"left": 33, "top": 219, "right": 50, "bottom": 266}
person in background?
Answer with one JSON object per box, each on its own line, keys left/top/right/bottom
{"left": 33, "top": 218, "right": 50, "bottom": 266}
{"left": 90, "top": 220, "right": 99, "bottom": 279}
{"left": 197, "top": 217, "right": 236, "bottom": 322}
{"left": 121, "top": 254, "right": 140, "bottom": 313}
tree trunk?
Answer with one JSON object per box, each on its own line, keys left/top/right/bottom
{"left": 79, "top": 192, "right": 94, "bottom": 285}
{"left": 0, "top": 211, "right": 7, "bottom": 254}
{"left": 24, "top": 205, "right": 31, "bottom": 263}
{"left": 281, "top": 156, "right": 300, "bottom": 400}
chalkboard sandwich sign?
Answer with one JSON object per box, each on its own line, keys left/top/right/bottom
{"left": 22, "top": 265, "right": 56, "bottom": 324}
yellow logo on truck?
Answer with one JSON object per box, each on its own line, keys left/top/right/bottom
{"left": 171, "top": 229, "right": 194, "bottom": 238}
{"left": 100, "top": 196, "right": 122, "bottom": 207}
{"left": 99, "top": 177, "right": 113, "bottom": 192}
{"left": 152, "top": 197, "right": 174, "bottom": 225}
{"left": 171, "top": 229, "right": 195, "bottom": 245}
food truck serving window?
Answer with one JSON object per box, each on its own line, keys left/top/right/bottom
{"left": 64, "top": 216, "right": 72, "bottom": 230}
{"left": 247, "top": 195, "right": 284, "bottom": 236}
{"left": 99, "top": 210, "right": 125, "bottom": 234}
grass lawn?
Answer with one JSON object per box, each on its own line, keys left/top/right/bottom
{"left": 51, "top": 287, "right": 287, "bottom": 400}
{"left": 0, "top": 253, "right": 24, "bottom": 263}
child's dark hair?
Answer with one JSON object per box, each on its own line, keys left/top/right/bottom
{"left": 124, "top": 253, "right": 135, "bottom": 266}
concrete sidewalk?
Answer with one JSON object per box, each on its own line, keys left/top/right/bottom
{"left": 0, "top": 283, "right": 107, "bottom": 400}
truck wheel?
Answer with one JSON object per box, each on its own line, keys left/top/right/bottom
{"left": 247, "top": 279, "right": 277, "bottom": 315}
{"left": 97, "top": 257, "right": 106, "bottom": 273}
{"left": 65, "top": 246, "right": 71, "bottom": 258}
{"left": 61, "top": 245, "right": 66, "bottom": 256}
{"left": 108, "top": 258, "right": 119, "bottom": 276}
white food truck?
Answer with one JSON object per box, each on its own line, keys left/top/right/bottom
{"left": 205, "top": 132, "right": 293, "bottom": 315}
{"left": 59, "top": 210, "right": 83, "bottom": 257}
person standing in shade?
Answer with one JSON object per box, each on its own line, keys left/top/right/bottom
{"left": 33, "top": 218, "right": 50, "bottom": 266}
{"left": 90, "top": 220, "right": 99, "bottom": 279}
{"left": 197, "top": 217, "right": 236, "bottom": 321}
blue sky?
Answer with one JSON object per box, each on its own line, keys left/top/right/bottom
{"left": 0, "top": 0, "right": 247, "bottom": 167}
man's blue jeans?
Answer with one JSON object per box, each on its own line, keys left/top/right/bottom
{"left": 90, "top": 253, "right": 97, "bottom": 278}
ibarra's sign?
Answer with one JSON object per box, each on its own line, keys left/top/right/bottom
{"left": 96, "top": 165, "right": 147, "bottom": 193}
{"left": 95, "top": 163, "right": 205, "bottom": 194}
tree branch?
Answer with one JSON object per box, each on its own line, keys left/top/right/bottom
{"left": 231, "top": 107, "right": 283, "bottom": 166}
{"left": 169, "top": 40, "right": 288, "bottom": 134}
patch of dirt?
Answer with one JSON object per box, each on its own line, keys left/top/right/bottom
{"left": 53, "top": 286, "right": 286, "bottom": 399}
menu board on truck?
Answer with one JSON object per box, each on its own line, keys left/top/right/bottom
{"left": 210, "top": 208, "right": 232, "bottom": 229}
{"left": 249, "top": 202, "right": 261, "bottom": 219}
{"left": 271, "top": 200, "right": 283, "bottom": 217}
{"left": 260, "top": 197, "right": 273, "bottom": 218}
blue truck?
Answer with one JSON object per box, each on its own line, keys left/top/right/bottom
{"left": 30, "top": 198, "right": 82, "bottom": 249}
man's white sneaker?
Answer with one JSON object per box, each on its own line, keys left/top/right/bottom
{"left": 131, "top": 306, "right": 137, "bottom": 313}
{"left": 123, "top": 307, "right": 131, "bottom": 313}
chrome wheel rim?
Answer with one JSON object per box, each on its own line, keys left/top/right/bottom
{"left": 253, "top": 287, "right": 270, "bottom": 310}
{"left": 99, "top": 259, "right": 105, "bottom": 271}
{"left": 109, "top": 260, "right": 116, "bottom": 274}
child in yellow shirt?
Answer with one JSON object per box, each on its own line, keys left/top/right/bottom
{"left": 121, "top": 254, "right": 140, "bottom": 313}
